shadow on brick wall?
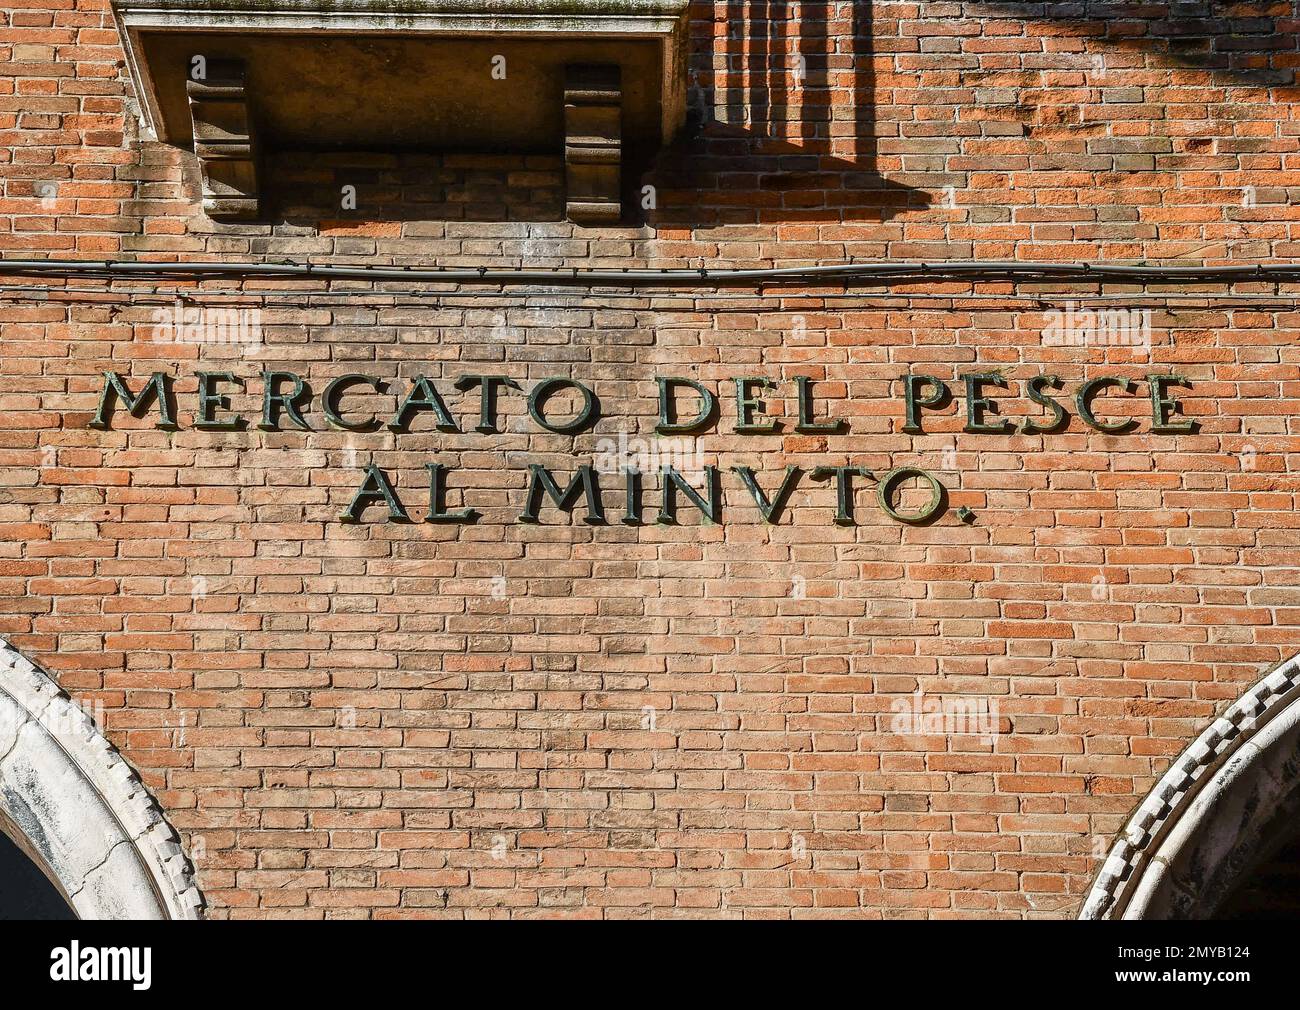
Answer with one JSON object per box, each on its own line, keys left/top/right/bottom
{"left": 978, "top": 0, "right": 1300, "bottom": 86}
{"left": 644, "top": 0, "right": 925, "bottom": 225}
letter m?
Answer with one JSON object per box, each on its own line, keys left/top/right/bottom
{"left": 89, "top": 371, "right": 177, "bottom": 430}
{"left": 101, "top": 948, "right": 130, "bottom": 981}
{"left": 518, "top": 465, "right": 605, "bottom": 524}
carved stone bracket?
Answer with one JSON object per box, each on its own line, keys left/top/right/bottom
{"left": 186, "top": 60, "right": 259, "bottom": 220}
{"left": 564, "top": 64, "right": 623, "bottom": 226}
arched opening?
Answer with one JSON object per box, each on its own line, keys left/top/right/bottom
{"left": 0, "top": 828, "right": 75, "bottom": 920}
{"left": 1081, "top": 653, "right": 1300, "bottom": 919}
{"left": 1217, "top": 816, "right": 1300, "bottom": 919}
{"left": 0, "top": 637, "right": 203, "bottom": 920}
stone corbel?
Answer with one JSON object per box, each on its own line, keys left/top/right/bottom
{"left": 185, "top": 59, "right": 259, "bottom": 220}
{"left": 564, "top": 64, "right": 622, "bottom": 225}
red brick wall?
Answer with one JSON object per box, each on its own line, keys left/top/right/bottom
{"left": 2, "top": 2, "right": 1300, "bottom": 917}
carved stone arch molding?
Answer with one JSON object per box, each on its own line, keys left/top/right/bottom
{"left": 1081, "top": 653, "right": 1300, "bottom": 919}
{"left": 0, "top": 638, "right": 203, "bottom": 919}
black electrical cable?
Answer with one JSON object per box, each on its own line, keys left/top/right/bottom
{"left": 0, "top": 257, "right": 1297, "bottom": 287}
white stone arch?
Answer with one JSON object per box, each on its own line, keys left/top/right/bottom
{"left": 0, "top": 637, "right": 203, "bottom": 919}
{"left": 1081, "top": 652, "right": 1300, "bottom": 919}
